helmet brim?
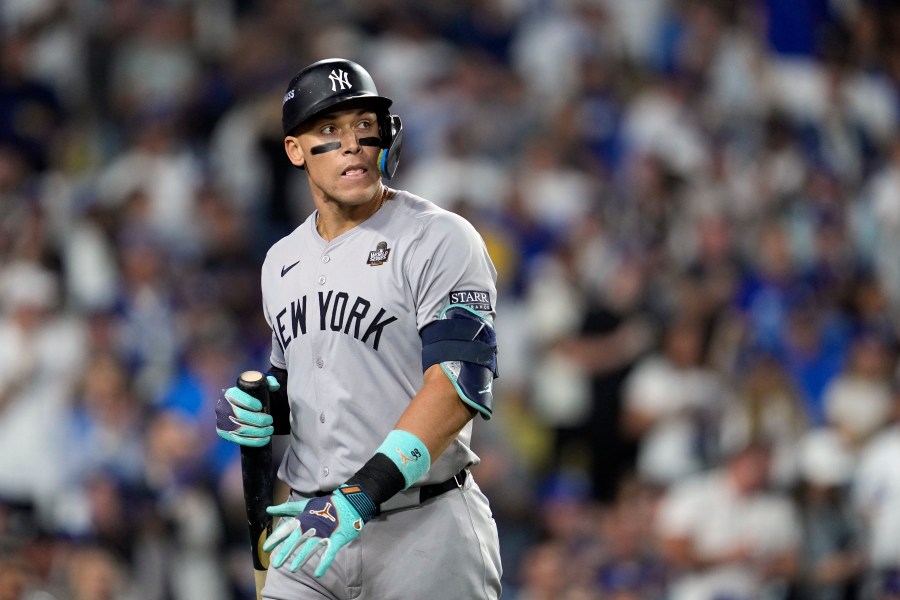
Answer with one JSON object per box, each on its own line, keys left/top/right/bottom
{"left": 285, "top": 94, "right": 392, "bottom": 137}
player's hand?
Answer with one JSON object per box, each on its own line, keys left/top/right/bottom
{"left": 215, "top": 375, "right": 280, "bottom": 447}
{"left": 263, "top": 485, "right": 370, "bottom": 578}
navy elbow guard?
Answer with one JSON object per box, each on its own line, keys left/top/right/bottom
{"left": 421, "top": 304, "right": 499, "bottom": 419}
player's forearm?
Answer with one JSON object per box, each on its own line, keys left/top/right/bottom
{"left": 344, "top": 364, "right": 476, "bottom": 508}
{"left": 395, "top": 363, "right": 478, "bottom": 460}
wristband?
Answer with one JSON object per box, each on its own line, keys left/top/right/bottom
{"left": 376, "top": 429, "right": 431, "bottom": 489}
{"left": 347, "top": 430, "right": 432, "bottom": 510}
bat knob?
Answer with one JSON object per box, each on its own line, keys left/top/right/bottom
{"left": 239, "top": 370, "right": 266, "bottom": 385}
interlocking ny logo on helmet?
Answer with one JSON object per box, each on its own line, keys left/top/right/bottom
{"left": 328, "top": 69, "right": 352, "bottom": 91}
{"left": 282, "top": 58, "right": 403, "bottom": 179}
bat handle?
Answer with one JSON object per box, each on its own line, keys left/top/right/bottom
{"left": 237, "top": 370, "right": 274, "bottom": 589}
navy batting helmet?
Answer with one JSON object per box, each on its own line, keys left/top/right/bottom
{"left": 281, "top": 58, "right": 403, "bottom": 179}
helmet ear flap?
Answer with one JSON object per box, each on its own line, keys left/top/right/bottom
{"left": 378, "top": 114, "right": 403, "bottom": 180}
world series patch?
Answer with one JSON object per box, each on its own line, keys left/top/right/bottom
{"left": 367, "top": 241, "right": 391, "bottom": 266}
{"left": 449, "top": 290, "right": 492, "bottom": 312}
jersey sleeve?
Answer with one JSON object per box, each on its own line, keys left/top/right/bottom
{"left": 407, "top": 211, "right": 498, "bottom": 330}
{"left": 268, "top": 328, "right": 286, "bottom": 369}
{"left": 261, "top": 257, "right": 287, "bottom": 370}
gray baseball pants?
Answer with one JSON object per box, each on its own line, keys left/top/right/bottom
{"left": 262, "top": 475, "right": 502, "bottom": 599}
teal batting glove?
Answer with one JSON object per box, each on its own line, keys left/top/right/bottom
{"left": 215, "top": 375, "right": 280, "bottom": 447}
{"left": 263, "top": 484, "right": 376, "bottom": 578}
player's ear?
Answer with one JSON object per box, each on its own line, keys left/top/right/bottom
{"left": 284, "top": 136, "right": 305, "bottom": 168}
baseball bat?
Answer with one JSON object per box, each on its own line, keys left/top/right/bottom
{"left": 237, "top": 370, "right": 274, "bottom": 600}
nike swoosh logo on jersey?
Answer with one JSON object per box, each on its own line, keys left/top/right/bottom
{"left": 281, "top": 261, "right": 300, "bottom": 277}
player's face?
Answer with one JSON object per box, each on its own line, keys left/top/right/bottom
{"left": 286, "top": 107, "right": 383, "bottom": 207}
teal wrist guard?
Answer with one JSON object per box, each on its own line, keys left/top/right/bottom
{"left": 375, "top": 429, "right": 431, "bottom": 489}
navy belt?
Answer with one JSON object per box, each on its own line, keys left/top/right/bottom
{"left": 418, "top": 469, "right": 468, "bottom": 504}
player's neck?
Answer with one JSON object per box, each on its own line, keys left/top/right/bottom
{"left": 315, "top": 186, "right": 393, "bottom": 241}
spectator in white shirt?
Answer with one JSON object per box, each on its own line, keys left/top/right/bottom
{"left": 656, "top": 441, "right": 800, "bottom": 600}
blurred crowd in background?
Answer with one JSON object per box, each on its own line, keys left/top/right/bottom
{"left": 1, "top": 0, "right": 900, "bottom": 598}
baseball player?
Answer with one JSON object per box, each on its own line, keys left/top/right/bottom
{"left": 216, "top": 58, "right": 502, "bottom": 599}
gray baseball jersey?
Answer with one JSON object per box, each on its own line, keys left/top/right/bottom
{"left": 261, "top": 189, "right": 497, "bottom": 495}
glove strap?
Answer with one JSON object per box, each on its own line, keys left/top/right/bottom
{"left": 336, "top": 484, "right": 378, "bottom": 523}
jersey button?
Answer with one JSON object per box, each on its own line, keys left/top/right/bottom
{"left": 322, "top": 467, "right": 329, "bottom": 477}
{"left": 317, "top": 275, "right": 326, "bottom": 285}
{"left": 315, "top": 357, "right": 324, "bottom": 368}
{"left": 322, "top": 255, "right": 330, "bottom": 263}
{"left": 319, "top": 412, "right": 325, "bottom": 423}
